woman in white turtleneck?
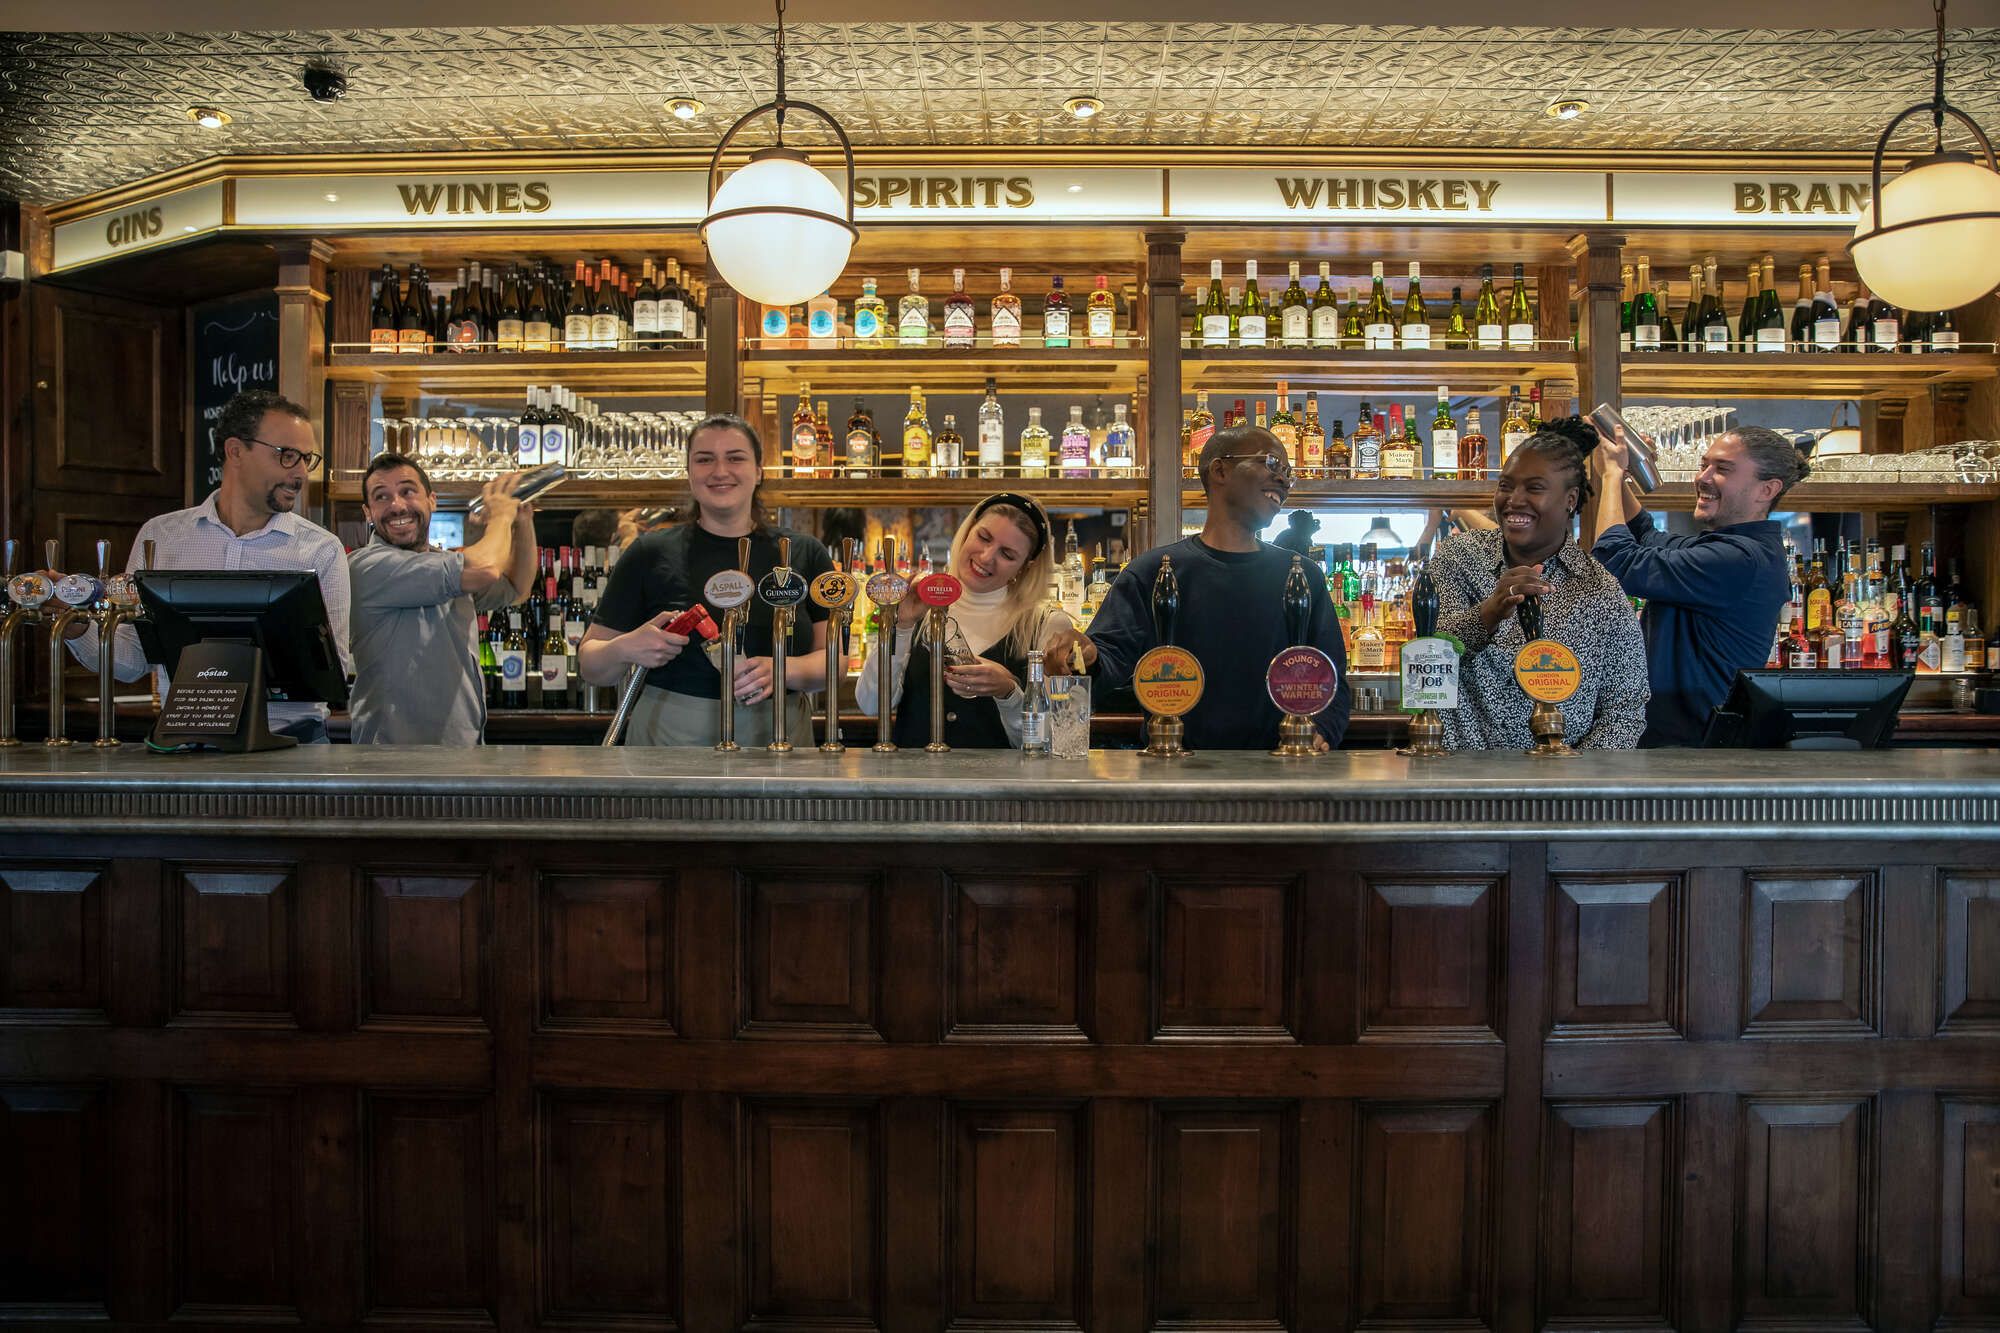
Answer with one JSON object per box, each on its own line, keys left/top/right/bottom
{"left": 857, "top": 492, "right": 1070, "bottom": 749}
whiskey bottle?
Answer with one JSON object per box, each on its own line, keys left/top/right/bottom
{"left": 1380, "top": 404, "right": 1418, "bottom": 478}
{"left": 845, "top": 399, "right": 877, "bottom": 479}
{"left": 1300, "top": 396, "right": 1326, "bottom": 480}
{"left": 1351, "top": 402, "right": 1381, "bottom": 478}
{"left": 815, "top": 400, "right": 835, "bottom": 469}
{"left": 1459, "top": 408, "right": 1489, "bottom": 478}
{"left": 1326, "top": 417, "right": 1351, "bottom": 478}
{"left": 1269, "top": 381, "right": 1300, "bottom": 455}
{"left": 1186, "top": 390, "right": 1215, "bottom": 478}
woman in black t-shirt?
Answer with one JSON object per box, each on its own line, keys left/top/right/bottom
{"left": 578, "top": 414, "right": 832, "bottom": 746}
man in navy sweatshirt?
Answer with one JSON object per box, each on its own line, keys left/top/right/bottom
{"left": 1585, "top": 424, "right": 1804, "bottom": 746}
{"left": 1055, "top": 423, "right": 1351, "bottom": 751}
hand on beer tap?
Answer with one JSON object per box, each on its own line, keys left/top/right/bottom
{"left": 618, "top": 608, "right": 690, "bottom": 668}
{"left": 944, "top": 657, "right": 1019, "bottom": 699}
{"left": 1478, "top": 565, "right": 1552, "bottom": 634}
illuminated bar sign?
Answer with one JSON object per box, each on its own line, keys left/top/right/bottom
{"left": 52, "top": 181, "right": 224, "bottom": 268}
{"left": 234, "top": 170, "right": 709, "bottom": 227}
{"left": 1612, "top": 172, "right": 1873, "bottom": 224}
{"left": 1171, "top": 168, "right": 1608, "bottom": 223}
{"left": 841, "top": 168, "right": 1164, "bottom": 219}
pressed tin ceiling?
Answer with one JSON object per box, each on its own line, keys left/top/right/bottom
{"left": 3, "top": 23, "right": 1999, "bottom": 205}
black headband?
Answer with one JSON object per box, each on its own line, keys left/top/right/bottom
{"left": 971, "top": 492, "right": 1050, "bottom": 560}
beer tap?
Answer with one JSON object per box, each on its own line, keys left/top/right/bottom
{"left": 91, "top": 539, "right": 151, "bottom": 748}
{"left": 867, "top": 537, "right": 908, "bottom": 754}
{"left": 1138, "top": 554, "right": 1192, "bottom": 758}
{"left": 759, "top": 536, "right": 808, "bottom": 754}
{"left": 1270, "top": 554, "right": 1321, "bottom": 758}
{"left": 1398, "top": 568, "right": 1449, "bottom": 758}
{"left": 44, "top": 540, "right": 103, "bottom": 748}
{"left": 913, "top": 563, "right": 964, "bottom": 755}
{"left": 705, "top": 536, "right": 755, "bottom": 753}
{"left": 813, "top": 538, "right": 860, "bottom": 754}
{"left": 0, "top": 539, "right": 56, "bottom": 748}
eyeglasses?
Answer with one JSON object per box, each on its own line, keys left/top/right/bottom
{"left": 243, "top": 437, "right": 323, "bottom": 470}
{"left": 1213, "top": 452, "right": 1295, "bottom": 483}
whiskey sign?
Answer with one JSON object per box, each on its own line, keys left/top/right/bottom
{"left": 1173, "top": 168, "right": 1607, "bottom": 222}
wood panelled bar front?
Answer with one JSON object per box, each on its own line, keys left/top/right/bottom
{"left": 1, "top": 747, "right": 1998, "bottom": 1332}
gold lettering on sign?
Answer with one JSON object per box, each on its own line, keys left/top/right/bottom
{"left": 1274, "top": 177, "right": 1504, "bottom": 212}
{"left": 1733, "top": 182, "right": 1871, "bottom": 215}
{"left": 851, "top": 176, "right": 1036, "bottom": 209}
{"left": 105, "top": 205, "right": 165, "bottom": 248}
{"left": 397, "top": 181, "right": 554, "bottom": 216}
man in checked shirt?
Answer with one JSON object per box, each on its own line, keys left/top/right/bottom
{"left": 62, "top": 389, "right": 353, "bottom": 743}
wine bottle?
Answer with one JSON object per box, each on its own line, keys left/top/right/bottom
{"left": 1505, "top": 263, "right": 1535, "bottom": 351}
{"left": 1310, "top": 261, "right": 1340, "bottom": 348}
{"left": 1928, "top": 307, "right": 1959, "bottom": 352}
{"left": 1619, "top": 262, "right": 1635, "bottom": 352}
{"left": 1474, "top": 264, "right": 1502, "bottom": 350}
{"left": 1736, "top": 259, "right": 1761, "bottom": 350}
{"left": 1752, "top": 256, "right": 1787, "bottom": 352}
{"left": 1199, "top": 261, "right": 1230, "bottom": 348}
{"left": 1400, "top": 261, "right": 1430, "bottom": 349}
{"left": 1681, "top": 263, "right": 1703, "bottom": 351}
{"left": 1867, "top": 287, "right": 1899, "bottom": 352}
{"left": 1789, "top": 262, "right": 1814, "bottom": 351}
{"left": 1430, "top": 387, "right": 1460, "bottom": 480}
{"left": 1631, "top": 255, "right": 1662, "bottom": 351}
{"left": 1810, "top": 256, "right": 1842, "bottom": 352}
{"left": 1701, "top": 255, "right": 1730, "bottom": 352}
{"left": 1237, "top": 262, "right": 1268, "bottom": 348}
{"left": 369, "top": 264, "right": 400, "bottom": 352}
{"left": 1279, "top": 261, "right": 1310, "bottom": 348}
{"left": 1444, "top": 286, "right": 1469, "bottom": 350}
{"left": 1364, "top": 262, "right": 1395, "bottom": 350}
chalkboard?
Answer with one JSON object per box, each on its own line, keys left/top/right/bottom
{"left": 190, "top": 292, "right": 280, "bottom": 502}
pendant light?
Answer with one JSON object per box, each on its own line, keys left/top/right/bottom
{"left": 1848, "top": 0, "right": 2000, "bottom": 312}
{"left": 699, "top": 0, "right": 858, "bottom": 309}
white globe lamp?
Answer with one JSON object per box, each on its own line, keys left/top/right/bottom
{"left": 699, "top": 0, "right": 858, "bottom": 311}
{"left": 1847, "top": 2, "right": 2000, "bottom": 313}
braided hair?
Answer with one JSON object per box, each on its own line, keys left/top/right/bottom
{"left": 1513, "top": 415, "right": 1600, "bottom": 515}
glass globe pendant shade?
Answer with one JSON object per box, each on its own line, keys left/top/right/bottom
{"left": 701, "top": 146, "right": 856, "bottom": 309}
{"left": 1851, "top": 152, "right": 2000, "bottom": 311}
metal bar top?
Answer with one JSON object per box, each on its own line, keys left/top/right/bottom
{"left": 5, "top": 746, "right": 1999, "bottom": 842}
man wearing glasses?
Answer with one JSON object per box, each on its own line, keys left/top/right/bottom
{"left": 63, "top": 389, "right": 352, "bottom": 743}
{"left": 1053, "top": 422, "right": 1351, "bottom": 751}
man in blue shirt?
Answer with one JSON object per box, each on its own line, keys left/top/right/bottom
{"left": 1585, "top": 424, "right": 1806, "bottom": 746}
{"left": 1051, "top": 423, "right": 1351, "bottom": 751}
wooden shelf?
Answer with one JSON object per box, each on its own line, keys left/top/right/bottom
{"left": 1179, "top": 478, "right": 2000, "bottom": 512}
{"left": 741, "top": 342, "right": 1148, "bottom": 393}
{"left": 325, "top": 347, "right": 707, "bottom": 394}
{"left": 329, "top": 473, "right": 1147, "bottom": 510}
{"left": 1182, "top": 347, "right": 1576, "bottom": 394}
{"left": 1618, "top": 350, "right": 2000, "bottom": 400}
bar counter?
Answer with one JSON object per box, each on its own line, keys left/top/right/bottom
{"left": 3, "top": 746, "right": 1997, "bottom": 1330}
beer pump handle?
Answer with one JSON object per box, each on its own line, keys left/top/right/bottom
{"left": 736, "top": 536, "right": 751, "bottom": 574}
{"left": 1515, "top": 592, "right": 1544, "bottom": 642}
{"left": 1411, "top": 570, "right": 1439, "bottom": 639}
{"left": 142, "top": 540, "right": 157, "bottom": 573}
{"left": 96, "top": 540, "right": 111, "bottom": 582}
{"left": 2, "top": 539, "right": 15, "bottom": 580}
{"left": 1150, "top": 555, "right": 1179, "bottom": 647}
{"left": 881, "top": 536, "right": 897, "bottom": 571}
{"left": 44, "top": 539, "right": 59, "bottom": 574}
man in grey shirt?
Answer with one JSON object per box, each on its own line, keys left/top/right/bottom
{"left": 348, "top": 454, "right": 535, "bottom": 744}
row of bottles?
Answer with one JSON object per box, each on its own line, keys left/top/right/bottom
{"left": 790, "top": 381, "right": 1138, "bottom": 479}
{"left": 478, "top": 545, "right": 621, "bottom": 708}
{"left": 513, "top": 386, "right": 625, "bottom": 470}
{"left": 1772, "top": 538, "right": 1994, "bottom": 672}
{"left": 1323, "top": 543, "right": 1422, "bottom": 672}
{"left": 759, "top": 267, "right": 1130, "bottom": 350}
{"left": 1180, "top": 382, "right": 1539, "bottom": 481}
{"left": 1189, "top": 260, "right": 1538, "bottom": 352}
{"left": 1622, "top": 253, "right": 1961, "bottom": 354}
{"left": 368, "top": 258, "right": 706, "bottom": 354}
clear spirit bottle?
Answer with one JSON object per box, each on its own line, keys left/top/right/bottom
{"left": 898, "top": 268, "right": 930, "bottom": 347}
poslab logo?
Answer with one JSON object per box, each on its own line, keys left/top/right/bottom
{"left": 195, "top": 668, "right": 231, "bottom": 679}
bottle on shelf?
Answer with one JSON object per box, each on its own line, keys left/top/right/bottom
{"left": 977, "top": 379, "right": 1006, "bottom": 479}
{"left": 1199, "top": 260, "right": 1230, "bottom": 348}
{"left": 1843, "top": 284, "right": 1872, "bottom": 352}
{"left": 516, "top": 388, "right": 543, "bottom": 467}
{"left": 563, "top": 260, "right": 594, "bottom": 351}
{"left": 853, "top": 276, "right": 888, "bottom": 347}
{"left": 593, "top": 259, "right": 622, "bottom": 351}
{"left": 807, "top": 289, "right": 838, "bottom": 345}
{"left": 1788, "top": 262, "right": 1814, "bottom": 351}
{"left": 1460, "top": 407, "right": 1489, "bottom": 478}
{"left": 496, "top": 266, "right": 526, "bottom": 352}
{"left": 540, "top": 580, "right": 572, "bottom": 709}
{"left": 845, "top": 399, "right": 878, "bottom": 479}
{"left": 370, "top": 264, "right": 401, "bottom": 352}
{"left": 1186, "top": 390, "right": 1215, "bottom": 478}
{"left": 1279, "top": 261, "right": 1310, "bottom": 348}
{"left": 944, "top": 267, "right": 976, "bottom": 349}
{"left": 1400, "top": 261, "right": 1430, "bottom": 350}
{"left": 1698, "top": 255, "right": 1728, "bottom": 351}
{"left": 1226, "top": 286, "right": 1244, "bottom": 343}
{"left": 898, "top": 268, "right": 931, "bottom": 347}
{"left": 1310, "top": 261, "right": 1340, "bottom": 348}
{"left": 1867, "top": 286, "right": 1899, "bottom": 352}
{"left": 1268, "top": 381, "right": 1299, "bottom": 455}
{"left": 1810, "top": 256, "right": 1842, "bottom": 352}
{"left": 934, "top": 413, "right": 964, "bottom": 478}
{"left": 1680, "top": 263, "right": 1703, "bottom": 351}
{"left": 540, "top": 388, "right": 571, "bottom": 467}
{"left": 1352, "top": 593, "right": 1387, "bottom": 670}
{"left": 1381, "top": 404, "right": 1419, "bottom": 478}
{"left": 1619, "top": 262, "right": 1635, "bottom": 352}
{"left": 632, "top": 259, "right": 661, "bottom": 349}
{"left": 1500, "top": 386, "right": 1531, "bottom": 465}
{"left": 1632, "top": 255, "right": 1662, "bottom": 351}
{"left": 1734, "top": 258, "right": 1760, "bottom": 350}
{"left": 1474, "top": 264, "right": 1502, "bottom": 350}
{"left": 1752, "top": 256, "right": 1787, "bottom": 352}
{"left": 1364, "top": 261, "right": 1395, "bottom": 349}
{"left": 1300, "top": 396, "right": 1326, "bottom": 479}
{"left": 1351, "top": 402, "right": 1381, "bottom": 478}
{"left": 815, "top": 400, "right": 834, "bottom": 468}
{"left": 990, "top": 267, "right": 1022, "bottom": 348}
{"left": 1444, "top": 287, "right": 1470, "bottom": 350}
{"left": 1656, "top": 277, "right": 1678, "bottom": 349}
{"left": 498, "top": 609, "right": 529, "bottom": 708}
{"left": 1043, "top": 275, "right": 1071, "bottom": 348}
{"left": 1103, "top": 402, "right": 1135, "bottom": 473}
{"left": 1505, "top": 262, "right": 1535, "bottom": 351}
{"left": 1431, "top": 388, "right": 1460, "bottom": 480}
{"left": 399, "top": 265, "right": 433, "bottom": 353}
{"left": 902, "top": 386, "right": 933, "bottom": 478}
{"left": 1059, "top": 523, "right": 1085, "bottom": 615}
{"left": 1237, "top": 262, "right": 1268, "bottom": 348}
{"left": 662, "top": 259, "right": 691, "bottom": 346}
{"left": 1326, "top": 416, "right": 1351, "bottom": 478}
{"left": 1804, "top": 540, "right": 1832, "bottom": 638}
{"left": 1928, "top": 306, "right": 1959, "bottom": 352}
{"left": 1020, "top": 406, "right": 1052, "bottom": 477}
{"left": 790, "top": 386, "right": 820, "bottom": 478}
{"left": 1086, "top": 274, "right": 1117, "bottom": 348}
{"left": 1343, "top": 286, "right": 1365, "bottom": 346}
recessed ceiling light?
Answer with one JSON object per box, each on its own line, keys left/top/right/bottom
{"left": 186, "top": 106, "right": 231, "bottom": 129}
{"left": 667, "top": 97, "right": 705, "bottom": 121}
{"left": 323, "top": 192, "right": 340, "bottom": 202}
{"left": 183, "top": 225, "right": 198, "bottom": 232}
{"left": 1067, "top": 183, "right": 1084, "bottom": 193}
{"left": 1063, "top": 96, "right": 1104, "bottom": 121}
{"left": 1545, "top": 98, "right": 1589, "bottom": 121}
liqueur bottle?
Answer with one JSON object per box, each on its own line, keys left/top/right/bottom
{"left": 989, "top": 267, "right": 1023, "bottom": 347}
{"left": 944, "top": 267, "right": 976, "bottom": 349}
{"left": 898, "top": 268, "right": 931, "bottom": 347}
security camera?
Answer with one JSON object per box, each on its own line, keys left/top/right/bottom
{"left": 302, "top": 66, "right": 348, "bottom": 102}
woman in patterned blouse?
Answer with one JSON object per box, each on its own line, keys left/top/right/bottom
{"left": 1428, "top": 418, "right": 1650, "bottom": 750}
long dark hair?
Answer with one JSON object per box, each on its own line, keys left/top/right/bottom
{"left": 685, "top": 413, "right": 772, "bottom": 531}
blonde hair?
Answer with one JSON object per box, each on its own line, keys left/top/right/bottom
{"left": 947, "top": 502, "right": 1058, "bottom": 659}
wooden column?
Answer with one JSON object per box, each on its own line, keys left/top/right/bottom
{"left": 1566, "top": 233, "right": 1624, "bottom": 411}
{"left": 1144, "top": 231, "right": 1184, "bottom": 550}
{"left": 702, "top": 260, "right": 740, "bottom": 419}
{"left": 1533, "top": 264, "right": 1579, "bottom": 419}
{"left": 275, "top": 240, "right": 333, "bottom": 522}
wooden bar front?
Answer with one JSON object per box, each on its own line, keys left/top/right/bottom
{"left": 2, "top": 747, "right": 1997, "bottom": 1331}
